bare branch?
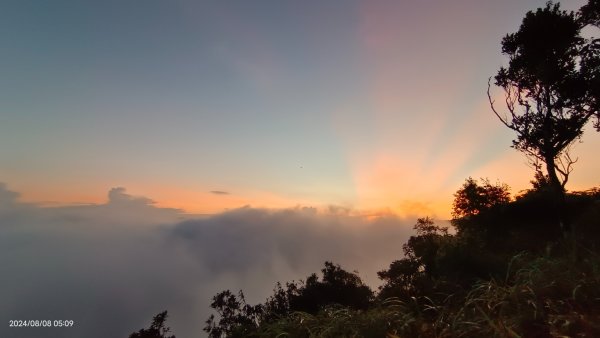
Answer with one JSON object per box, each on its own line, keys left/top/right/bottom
{"left": 555, "top": 147, "right": 578, "bottom": 188}
{"left": 487, "top": 78, "right": 514, "bottom": 130}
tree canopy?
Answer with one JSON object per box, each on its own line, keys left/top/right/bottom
{"left": 451, "top": 177, "right": 510, "bottom": 219}
{"left": 488, "top": 1, "right": 599, "bottom": 192}
{"left": 129, "top": 311, "right": 175, "bottom": 338}
{"left": 203, "top": 262, "right": 373, "bottom": 338}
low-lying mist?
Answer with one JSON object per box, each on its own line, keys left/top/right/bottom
{"left": 0, "top": 184, "right": 432, "bottom": 337}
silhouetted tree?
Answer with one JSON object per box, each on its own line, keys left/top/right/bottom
{"left": 452, "top": 177, "right": 510, "bottom": 220}
{"left": 204, "top": 262, "right": 373, "bottom": 337}
{"left": 377, "top": 258, "right": 422, "bottom": 297}
{"left": 578, "top": 0, "right": 600, "bottom": 129}
{"left": 403, "top": 217, "right": 449, "bottom": 276}
{"left": 530, "top": 167, "right": 553, "bottom": 192}
{"left": 288, "top": 261, "right": 373, "bottom": 314}
{"left": 129, "top": 311, "right": 175, "bottom": 338}
{"left": 580, "top": 0, "right": 600, "bottom": 28}
{"left": 204, "top": 290, "right": 262, "bottom": 338}
{"left": 379, "top": 218, "right": 452, "bottom": 299}
{"left": 488, "top": 1, "right": 599, "bottom": 194}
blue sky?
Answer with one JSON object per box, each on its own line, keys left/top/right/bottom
{"left": 1, "top": 0, "right": 598, "bottom": 217}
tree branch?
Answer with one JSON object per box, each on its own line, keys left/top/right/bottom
{"left": 488, "top": 77, "right": 515, "bottom": 130}
{"left": 555, "top": 148, "right": 578, "bottom": 188}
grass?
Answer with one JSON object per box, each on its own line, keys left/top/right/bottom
{"left": 255, "top": 248, "right": 600, "bottom": 338}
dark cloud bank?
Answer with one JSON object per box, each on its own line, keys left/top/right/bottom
{"left": 0, "top": 184, "right": 431, "bottom": 338}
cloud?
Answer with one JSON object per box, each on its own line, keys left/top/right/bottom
{"left": 0, "top": 182, "right": 20, "bottom": 204}
{"left": 209, "top": 190, "right": 230, "bottom": 195}
{"left": 108, "top": 186, "right": 154, "bottom": 205}
{"left": 0, "top": 184, "right": 425, "bottom": 338}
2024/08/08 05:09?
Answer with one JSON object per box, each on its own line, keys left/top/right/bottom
{"left": 9, "top": 320, "right": 74, "bottom": 327}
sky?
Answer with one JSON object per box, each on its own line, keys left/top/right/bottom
{"left": 0, "top": 1, "right": 599, "bottom": 337}
{"left": 1, "top": 0, "right": 599, "bottom": 218}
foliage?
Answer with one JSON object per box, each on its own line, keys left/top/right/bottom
{"left": 204, "top": 290, "right": 262, "bottom": 338}
{"left": 203, "top": 262, "right": 373, "bottom": 337}
{"left": 288, "top": 262, "right": 374, "bottom": 314}
{"left": 488, "top": 1, "right": 599, "bottom": 191}
{"left": 200, "top": 184, "right": 600, "bottom": 337}
{"left": 580, "top": 0, "right": 600, "bottom": 28}
{"left": 578, "top": 0, "right": 600, "bottom": 131}
{"left": 129, "top": 311, "right": 175, "bottom": 338}
{"left": 377, "top": 217, "right": 452, "bottom": 300}
{"left": 451, "top": 177, "right": 510, "bottom": 220}
{"left": 257, "top": 303, "right": 398, "bottom": 338}
{"left": 250, "top": 246, "right": 600, "bottom": 338}
{"left": 436, "top": 252, "right": 600, "bottom": 337}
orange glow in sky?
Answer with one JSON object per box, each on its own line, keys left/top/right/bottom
{"left": 2, "top": 0, "right": 598, "bottom": 220}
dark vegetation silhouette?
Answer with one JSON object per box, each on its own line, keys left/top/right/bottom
{"left": 197, "top": 186, "right": 600, "bottom": 337}
{"left": 130, "top": 1, "right": 599, "bottom": 337}
{"left": 129, "top": 311, "right": 175, "bottom": 338}
{"left": 203, "top": 262, "right": 374, "bottom": 337}
{"left": 487, "top": 1, "right": 600, "bottom": 236}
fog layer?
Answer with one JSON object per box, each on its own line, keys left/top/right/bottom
{"left": 0, "top": 184, "right": 423, "bottom": 337}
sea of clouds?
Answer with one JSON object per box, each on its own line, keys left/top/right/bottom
{"left": 0, "top": 183, "right": 434, "bottom": 337}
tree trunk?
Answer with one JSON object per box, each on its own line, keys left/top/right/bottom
{"left": 545, "top": 155, "right": 576, "bottom": 260}
{"left": 545, "top": 157, "right": 564, "bottom": 194}
{"left": 545, "top": 156, "right": 569, "bottom": 229}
